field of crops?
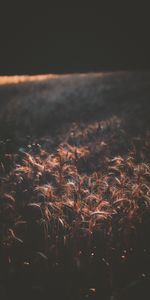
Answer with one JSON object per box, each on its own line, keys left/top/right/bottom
{"left": 0, "top": 72, "right": 150, "bottom": 299}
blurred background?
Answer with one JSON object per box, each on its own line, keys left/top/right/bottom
{"left": 0, "top": 4, "right": 149, "bottom": 75}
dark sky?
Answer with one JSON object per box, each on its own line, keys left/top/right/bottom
{"left": 0, "top": 5, "right": 149, "bottom": 74}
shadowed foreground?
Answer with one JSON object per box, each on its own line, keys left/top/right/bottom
{"left": 0, "top": 72, "right": 150, "bottom": 300}
{"left": 0, "top": 71, "right": 150, "bottom": 137}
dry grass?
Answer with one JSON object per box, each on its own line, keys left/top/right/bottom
{"left": 1, "top": 116, "right": 150, "bottom": 263}
{"left": 1, "top": 72, "right": 150, "bottom": 299}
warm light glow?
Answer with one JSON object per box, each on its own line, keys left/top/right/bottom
{"left": 0, "top": 72, "right": 111, "bottom": 86}
{"left": 0, "top": 74, "right": 59, "bottom": 85}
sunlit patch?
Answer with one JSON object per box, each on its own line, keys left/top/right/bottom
{"left": 0, "top": 74, "right": 59, "bottom": 85}
{"left": 89, "top": 288, "right": 96, "bottom": 293}
{"left": 0, "top": 72, "right": 104, "bottom": 85}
